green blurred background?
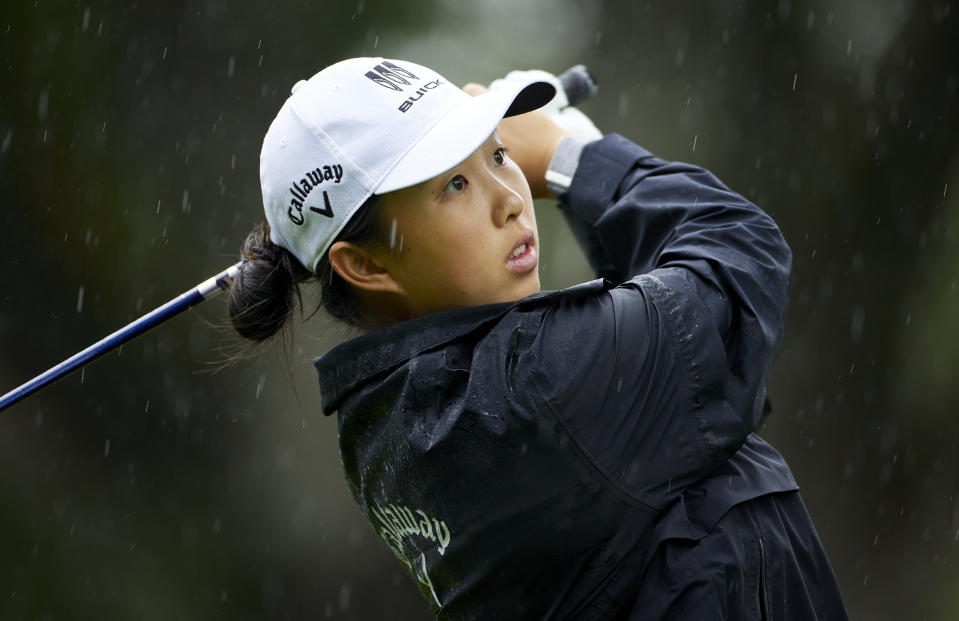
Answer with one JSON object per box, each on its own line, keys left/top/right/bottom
{"left": 1, "top": 1, "right": 957, "bottom": 618}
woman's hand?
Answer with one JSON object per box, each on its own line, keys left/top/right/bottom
{"left": 462, "top": 82, "right": 571, "bottom": 199}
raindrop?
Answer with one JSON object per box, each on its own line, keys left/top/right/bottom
{"left": 389, "top": 218, "right": 397, "bottom": 249}
{"left": 850, "top": 305, "right": 865, "bottom": 342}
{"left": 339, "top": 583, "right": 352, "bottom": 612}
{"left": 227, "top": 56, "right": 236, "bottom": 78}
{"left": 846, "top": 40, "right": 853, "bottom": 55}
{"left": 181, "top": 189, "right": 190, "bottom": 213}
{"left": 81, "top": 7, "right": 90, "bottom": 31}
{"left": 2, "top": 130, "right": 10, "bottom": 153}
{"left": 792, "top": 73, "right": 798, "bottom": 91}
{"left": 76, "top": 286, "right": 85, "bottom": 313}
{"left": 104, "top": 439, "right": 110, "bottom": 458}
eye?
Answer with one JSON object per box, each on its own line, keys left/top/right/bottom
{"left": 492, "top": 147, "right": 507, "bottom": 166}
{"left": 442, "top": 174, "right": 467, "bottom": 195}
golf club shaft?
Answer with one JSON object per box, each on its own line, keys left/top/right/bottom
{"left": 0, "top": 262, "right": 242, "bottom": 412}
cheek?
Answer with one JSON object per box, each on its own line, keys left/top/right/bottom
{"left": 525, "top": 200, "right": 538, "bottom": 227}
{"left": 392, "top": 219, "right": 480, "bottom": 283}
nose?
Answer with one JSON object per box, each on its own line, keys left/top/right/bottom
{"left": 489, "top": 172, "right": 527, "bottom": 227}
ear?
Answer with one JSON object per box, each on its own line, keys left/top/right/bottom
{"left": 328, "top": 241, "right": 404, "bottom": 295}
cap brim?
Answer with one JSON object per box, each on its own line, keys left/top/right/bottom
{"left": 375, "top": 79, "right": 556, "bottom": 194}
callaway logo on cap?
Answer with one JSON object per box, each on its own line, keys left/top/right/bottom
{"left": 259, "top": 57, "right": 555, "bottom": 273}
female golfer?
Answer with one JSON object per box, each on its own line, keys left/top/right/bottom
{"left": 229, "top": 57, "right": 847, "bottom": 619}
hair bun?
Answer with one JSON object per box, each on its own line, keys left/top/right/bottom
{"left": 229, "top": 224, "right": 310, "bottom": 341}
{"left": 248, "top": 244, "right": 278, "bottom": 263}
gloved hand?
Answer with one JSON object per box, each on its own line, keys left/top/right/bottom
{"left": 489, "top": 69, "right": 602, "bottom": 141}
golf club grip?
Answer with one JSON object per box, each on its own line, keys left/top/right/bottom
{"left": 559, "top": 65, "right": 597, "bottom": 106}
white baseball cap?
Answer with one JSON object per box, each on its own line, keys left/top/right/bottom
{"left": 259, "top": 57, "right": 556, "bottom": 273}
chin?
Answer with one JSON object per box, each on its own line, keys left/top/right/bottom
{"left": 516, "top": 275, "right": 541, "bottom": 301}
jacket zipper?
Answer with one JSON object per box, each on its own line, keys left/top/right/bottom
{"left": 757, "top": 536, "right": 770, "bottom": 621}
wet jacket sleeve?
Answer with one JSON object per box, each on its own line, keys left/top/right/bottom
{"left": 519, "top": 134, "right": 791, "bottom": 507}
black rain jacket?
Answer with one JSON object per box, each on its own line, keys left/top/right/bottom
{"left": 316, "top": 135, "right": 800, "bottom": 619}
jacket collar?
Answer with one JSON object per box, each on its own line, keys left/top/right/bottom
{"left": 314, "top": 279, "right": 609, "bottom": 415}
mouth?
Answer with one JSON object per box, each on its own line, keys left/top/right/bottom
{"left": 506, "top": 232, "right": 538, "bottom": 273}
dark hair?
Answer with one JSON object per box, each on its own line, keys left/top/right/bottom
{"left": 228, "top": 195, "right": 382, "bottom": 340}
